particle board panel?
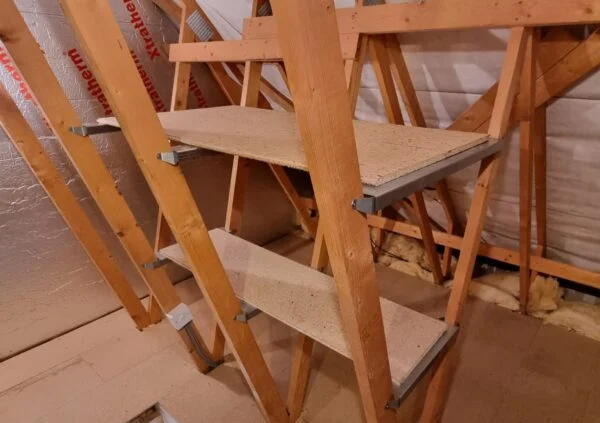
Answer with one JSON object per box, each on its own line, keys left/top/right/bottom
{"left": 158, "top": 347, "right": 365, "bottom": 423}
{"left": 99, "top": 105, "right": 488, "bottom": 187}
{"left": 37, "top": 347, "right": 199, "bottom": 423}
{"left": 158, "top": 362, "right": 265, "bottom": 422}
{"left": 160, "top": 228, "right": 448, "bottom": 385}
{"left": 0, "top": 359, "right": 104, "bottom": 423}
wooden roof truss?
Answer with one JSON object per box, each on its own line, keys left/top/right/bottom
{"left": 1, "top": 0, "right": 599, "bottom": 422}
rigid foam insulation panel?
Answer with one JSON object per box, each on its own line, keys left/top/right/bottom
{"left": 199, "top": 0, "right": 600, "bottom": 277}
{"left": 0, "top": 0, "right": 294, "bottom": 360}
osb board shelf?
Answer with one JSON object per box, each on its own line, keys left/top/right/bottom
{"left": 160, "top": 228, "right": 449, "bottom": 385}
{"left": 99, "top": 105, "right": 489, "bottom": 187}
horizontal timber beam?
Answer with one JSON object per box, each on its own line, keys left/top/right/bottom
{"left": 367, "top": 214, "right": 600, "bottom": 290}
{"left": 244, "top": 0, "right": 600, "bottom": 39}
{"left": 169, "top": 34, "right": 359, "bottom": 62}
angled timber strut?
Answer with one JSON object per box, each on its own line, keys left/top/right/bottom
{"left": 0, "top": 0, "right": 215, "bottom": 373}
{"left": 9, "top": 0, "right": 596, "bottom": 422}
{"left": 0, "top": 82, "right": 151, "bottom": 331}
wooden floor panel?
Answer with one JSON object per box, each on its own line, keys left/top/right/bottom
{"left": 99, "top": 106, "right": 488, "bottom": 186}
{"left": 160, "top": 228, "right": 449, "bottom": 385}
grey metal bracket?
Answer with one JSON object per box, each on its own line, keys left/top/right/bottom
{"left": 386, "top": 325, "right": 459, "bottom": 409}
{"left": 353, "top": 139, "right": 504, "bottom": 214}
{"left": 156, "top": 146, "right": 207, "bottom": 165}
{"left": 69, "top": 124, "right": 122, "bottom": 137}
{"left": 166, "top": 303, "right": 194, "bottom": 331}
{"left": 234, "top": 301, "right": 261, "bottom": 322}
{"left": 143, "top": 257, "right": 170, "bottom": 270}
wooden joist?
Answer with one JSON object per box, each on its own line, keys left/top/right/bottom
{"left": 153, "top": 0, "right": 198, "bottom": 260}
{"left": 224, "top": 59, "right": 263, "bottom": 235}
{"left": 169, "top": 0, "right": 196, "bottom": 112}
{"left": 359, "top": 8, "right": 447, "bottom": 284}
{"left": 243, "top": 0, "right": 600, "bottom": 39}
{"left": 421, "top": 154, "right": 503, "bottom": 421}
{"left": 269, "top": 164, "right": 318, "bottom": 237}
{"left": 534, "top": 28, "right": 600, "bottom": 107}
{"left": 533, "top": 104, "right": 547, "bottom": 257}
{"left": 219, "top": 23, "right": 265, "bottom": 362}
{"left": 488, "top": 27, "right": 530, "bottom": 139}
{"left": 367, "top": 47, "right": 443, "bottom": 282}
{"left": 169, "top": 34, "right": 360, "bottom": 62}
{"left": 152, "top": 0, "right": 181, "bottom": 22}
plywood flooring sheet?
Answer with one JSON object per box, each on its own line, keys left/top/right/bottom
{"left": 160, "top": 229, "right": 448, "bottom": 384}
{"left": 99, "top": 106, "right": 488, "bottom": 186}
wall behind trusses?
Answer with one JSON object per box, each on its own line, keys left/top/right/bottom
{"left": 198, "top": 0, "right": 600, "bottom": 277}
{"left": 0, "top": 0, "right": 294, "bottom": 360}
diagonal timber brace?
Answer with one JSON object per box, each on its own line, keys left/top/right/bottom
{"left": 0, "top": 0, "right": 212, "bottom": 372}
{"left": 59, "top": 0, "right": 288, "bottom": 421}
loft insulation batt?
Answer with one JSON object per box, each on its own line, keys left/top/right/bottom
{"left": 99, "top": 105, "right": 489, "bottom": 186}
{"left": 0, "top": 0, "right": 230, "bottom": 360}
{"left": 201, "top": 0, "right": 600, "bottom": 278}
